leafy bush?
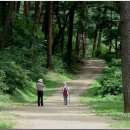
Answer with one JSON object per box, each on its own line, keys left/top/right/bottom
{"left": 108, "top": 59, "right": 121, "bottom": 67}
{"left": 96, "top": 44, "right": 109, "bottom": 58}
{"left": 0, "top": 70, "right": 7, "bottom": 93}
{"left": 97, "top": 66, "right": 122, "bottom": 96}
{"left": 0, "top": 61, "right": 32, "bottom": 93}
{"left": 104, "top": 52, "right": 117, "bottom": 62}
{"left": 53, "top": 54, "right": 67, "bottom": 74}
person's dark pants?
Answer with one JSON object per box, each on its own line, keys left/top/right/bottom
{"left": 63, "top": 95, "right": 68, "bottom": 105}
{"left": 37, "top": 91, "right": 43, "bottom": 106}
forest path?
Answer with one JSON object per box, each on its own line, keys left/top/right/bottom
{"left": 7, "top": 59, "right": 114, "bottom": 129}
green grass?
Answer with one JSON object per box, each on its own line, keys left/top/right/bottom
{"left": 0, "top": 111, "right": 15, "bottom": 129}
{"left": 80, "top": 81, "right": 130, "bottom": 128}
{"left": 0, "top": 120, "right": 15, "bottom": 129}
{"left": 111, "top": 121, "right": 130, "bottom": 128}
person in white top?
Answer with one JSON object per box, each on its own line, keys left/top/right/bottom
{"left": 36, "top": 79, "right": 44, "bottom": 107}
{"left": 62, "top": 82, "right": 69, "bottom": 105}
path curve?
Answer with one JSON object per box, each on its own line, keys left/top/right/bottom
{"left": 7, "top": 60, "right": 114, "bottom": 129}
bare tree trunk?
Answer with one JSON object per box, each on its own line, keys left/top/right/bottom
{"left": 35, "top": 1, "right": 42, "bottom": 25}
{"left": 115, "top": 37, "right": 118, "bottom": 58}
{"left": 28, "top": 1, "right": 42, "bottom": 58}
{"left": 14, "top": 1, "right": 21, "bottom": 12}
{"left": 97, "top": 28, "right": 102, "bottom": 50}
{"left": 1, "top": 2, "right": 14, "bottom": 49}
{"left": 1, "top": 2, "right": 7, "bottom": 26}
{"left": 82, "top": 33, "right": 86, "bottom": 58}
{"left": 47, "top": 1, "right": 53, "bottom": 69}
{"left": 109, "top": 10, "right": 113, "bottom": 53}
{"left": 120, "top": 1, "right": 130, "bottom": 113}
{"left": 52, "top": 2, "right": 69, "bottom": 54}
{"left": 67, "top": 5, "right": 75, "bottom": 65}
{"left": 24, "top": 1, "right": 30, "bottom": 17}
{"left": 42, "top": 2, "right": 49, "bottom": 40}
{"left": 75, "top": 23, "right": 80, "bottom": 59}
{"left": 92, "top": 26, "right": 99, "bottom": 57}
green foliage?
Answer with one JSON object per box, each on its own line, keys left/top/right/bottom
{"left": 97, "top": 66, "right": 122, "bottom": 96}
{"left": 0, "top": 70, "right": 7, "bottom": 93}
{"left": 53, "top": 54, "right": 67, "bottom": 74}
{"left": 95, "top": 59, "right": 122, "bottom": 96}
{"left": 11, "top": 14, "right": 44, "bottom": 48}
{"left": 104, "top": 52, "right": 117, "bottom": 62}
{"left": 108, "top": 59, "right": 121, "bottom": 67}
{"left": 96, "top": 44, "right": 109, "bottom": 58}
{"left": 0, "top": 61, "right": 32, "bottom": 93}
{"left": 86, "top": 40, "right": 93, "bottom": 58}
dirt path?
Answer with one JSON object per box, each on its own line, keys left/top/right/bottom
{"left": 6, "top": 60, "right": 114, "bottom": 129}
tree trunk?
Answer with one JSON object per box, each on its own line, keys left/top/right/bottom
{"left": 75, "top": 23, "right": 80, "bottom": 59}
{"left": 120, "top": 1, "right": 130, "bottom": 113}
{"left": 52, "top": 2, "right": 69, "bottom": 54}
{"left": 1, "top": 2, "right": 7, "bottom": 26}
{"left": 109, "top": 10, "right": 113, "bottom": 53}
{"left": 29, "top": 2, "right": 42, "bottom": 58}
{"left": 92, "top": 25, "right": 99, "bottom": 57}
{"left": 67, "top": 5, "right": 75, "bottom": 65}
{"left": 97, "top": 28, "right": 102, "bottom": 50}
{"left": 42, "top": 2, "right": 49, "bottom": 40}
{"left": 47, "top": 1, "right": 53, "bottom": 69}
{"left": 35, "top": 1, "right": 42, "bottom": 25}
{"left": 24, "top": 1, "right": 30, "bottom": 17}
{"left": 1, "top": 2, "right": 14, "bottom": 49}
{"left": 82, "top": 33, "right": 86, "bottom": 58}
{"left": 115, "top": 37, "right": 118, "bottom": 58}
{"left": 14, "top": 1, "right": 20, "bottom": 12}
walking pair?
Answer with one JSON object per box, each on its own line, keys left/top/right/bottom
{"left": 36, "top": 80, "right": 70, "bottom": 106}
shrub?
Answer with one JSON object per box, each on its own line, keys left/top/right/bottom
{"left": 0, "top": 70, "right": 7, "bottom": 93}
{"left": 53, "top": 54, "right": 66, "bottom": 74}
{"left": 0, "top": 62, "right": 32, "bottom": 94}
{"left": 108, "top": 59, "right": 121, "bottom": 67}
{"left": 96, "top": 44, "right": 109, "bottom": 58}
{"left": 97, "top": 66, "right": 122, "bottom": 96}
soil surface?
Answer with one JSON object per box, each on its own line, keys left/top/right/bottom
{"left": 6, "top": 60, "right": 115, "bottom": 129}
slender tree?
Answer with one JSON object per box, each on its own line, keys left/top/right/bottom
{"left": 75, "top": 20, "right": 81, "bottom": 59}
{"left": 92, "top": 24, "right": 99, "bottom": 57}
{"left": 14, "top": 1, "right": 21, "bottom": 12}
{"left": 67, "top": 4, "right": 75, "bottom": 65}
{"left": 35, "top": 1, "right": 42, "bottom": 25}
{"left": 47, "top": 1, "right": 53, "bottom": 68}
{"left": 120, "top": 1, "right": 130, "bottom": 113}
{"left": 1, "top": 2, "right": 14, "bottom": 49}
{"left": 52, "top": 2, "right": 69, "bottom": 54}
{"left": 42, "top": 2, "right": 49, "bottom": 40}
{"left": 24, "top": 1, "right": 30, "bottom": 17}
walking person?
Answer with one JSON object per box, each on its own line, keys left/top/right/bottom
{"left": 62, "top": 82, "right": 69, "bottom": 105}
{"left": 36, "top": 79, "right": 44, "bottom": 107}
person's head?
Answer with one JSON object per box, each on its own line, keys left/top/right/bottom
{"left": 38, "top": 79, "right": 43, "bottom": 83}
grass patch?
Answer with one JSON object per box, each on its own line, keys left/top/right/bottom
{"left": 0, "top": 120, "right": 15, "bottom": 129}
{"left": 111, "top": 121, "right": 130, "bottom": 128}
{"left": 0, "top": 111, "right": 15, "bottom": 129}
{"left": 80, "top": 81, "right": 130, "bottom": 128}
